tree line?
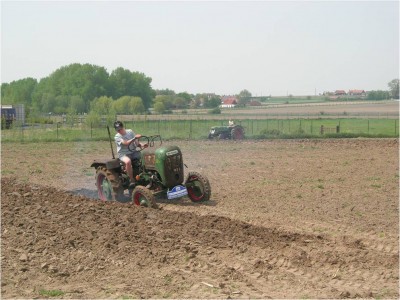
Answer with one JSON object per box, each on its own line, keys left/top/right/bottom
{"left": 1, "top": 64, "right": 154, "bottom": 115}
{"left": 1, "top": 63, "right": 232, "bottom": 121}
{"left": 1, "top": 62, "right": 399, "bottom": 121}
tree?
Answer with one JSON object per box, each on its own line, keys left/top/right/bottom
{"left": 109, "top": 67, "right": 155, "bottom": 109}
{"left": 190, "top": 96, "right": 202, "bottom": 108}
{"left": 85, "top": 111, "right": 101, "bottom": 127}
{"left": 113, "top": 96, "right": 132, "bottom": 114}
{"left": 1, "top": 78, "right": 37, "bottom": 106}
{"left": 177, "top": 92, "right": 192, "bottom": 101}
{"left": 203, "top": 95, "right": 221, "bottom": 108}
{"left": 59, "top": 63, "right": 109, "bottom": 103}
{"left": 237, "top": 89, "right": 252, "bottom": 107}
{"left": 90, "top": 96, "right": 115, "bottom": 115}
{"left": 40, "top": 93, "right": 56, "bottom": 113}
{"left": 173, "top": 97, "right": 187, "bottom": 109}
{"left": 31, "top": 63, "right": 110, "bottom": 113}
{"left": 153, "top": 95, "right": 174, "bottom": 110}
{"left": 367, "top": 90, "right": 390, "bottom": 100}
{"left": 193, "top": 93, "right": 210, "bottom": 108}
{"left": 113, "top": 96, "right": 145, "bottom": 114}
{"left": 3, "top": 63, "right": 156, "bottom": 115}
{"left": 129, "top": 97, "right": 145, "bottom": 114}
{"left": 173, "top": 92, "right": 192, "bottom": 109}
{"left": 388, "top": 79, "right": 399, "bottom": 99}
{"left": 70, "top": 95, "right": 86, "bottom": 114}
{"left": 55, "top": 95, "right": 70, "bottom": 114}
{"left": 154, "top": 101, "right": 166, "bottom": 114}
{"left": 155, "top": 89, "right": 175, "bottom": 96}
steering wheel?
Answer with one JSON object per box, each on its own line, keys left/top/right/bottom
{"left": 128, "top": 135, "right": 150, "bottom": 152}
{"left": 149, "top": 135, "right": 162, "bottom": 147}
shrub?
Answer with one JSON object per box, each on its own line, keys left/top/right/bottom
{"left": 260, "top": 129, "right": 282, "bottom": 136}
{"left": 208, "top": 108, "right": 221, "bottom": 114}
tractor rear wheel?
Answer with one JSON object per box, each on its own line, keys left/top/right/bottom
{"left": 231, "top": 126, "right": 244, "bottom": 140}
{"left": 132, "top": 185, "right": 158, "bottom": 208}
{"left": 95, "top": 167, "right": 124, "bottom": 201}
{"left": 185, "top": 171, "right": 211, "bottom": 202}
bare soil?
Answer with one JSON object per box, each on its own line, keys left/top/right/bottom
{"left": 1, "top": 138, "right": 399, "bottom": 299}
{"left": 228, "top": 100, "right": 399, "bottom": 117}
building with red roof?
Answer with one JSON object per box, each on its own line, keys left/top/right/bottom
{"left": 220, "top": 96, "right": 238, "bottom": 108}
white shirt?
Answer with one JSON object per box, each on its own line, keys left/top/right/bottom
{"left": 114, "top": 129, "right": 136, "bottom": 158}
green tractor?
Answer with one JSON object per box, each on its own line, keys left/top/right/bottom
{"left": 90, "top": 127, "right": 211, "bottom": 208}
{"left": 208, "top": 124, "right": 245, "bottom": 140}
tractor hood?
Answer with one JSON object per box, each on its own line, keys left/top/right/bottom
{"left": 142, "top": 145, "right": 182, "bottom": 167}
{"left": 141, "top": 145, "right": 184, "bottom": 186}
{"left": 210, "top": 126, "right": 228, "bottom": 130}
{"left": 209, "top": 126, "right": 231, "bottom": 134}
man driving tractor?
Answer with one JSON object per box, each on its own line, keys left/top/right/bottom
{"left": 113, "top": 121, "right": 141, "bottom": 188}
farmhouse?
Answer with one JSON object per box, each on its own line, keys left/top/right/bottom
{"left": 335, "top": 90, "right": 347, "bottom": 95}
{"left": 348, "top": 89, "right": 366, "bottom": 96}
{"left": 220, "top": 96, "right": 238, "bottom": 108}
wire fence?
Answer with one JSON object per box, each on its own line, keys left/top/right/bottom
{"left": 1, "top": 117, "right": 398, "bottom": 142}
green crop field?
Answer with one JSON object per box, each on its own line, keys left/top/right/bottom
{"left": 1, "top": 118, "right": 398, "bottom": 142}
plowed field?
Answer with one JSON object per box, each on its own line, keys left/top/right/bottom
{"left": 1, "top": 138, "right": 398, "bottom": 299}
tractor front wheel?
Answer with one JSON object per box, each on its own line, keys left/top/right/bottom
{"left": 132, "top": 185, "right": 158, "bottom": 208}
{"left": 185, "top": 171, "right": 211, "bottom": 202}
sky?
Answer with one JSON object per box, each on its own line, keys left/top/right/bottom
{"left": 1, "top": 1, "right": 399, "bottom": 96}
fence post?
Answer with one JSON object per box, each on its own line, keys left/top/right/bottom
{"left": 336, "top": 125, "right": 340, "bottom": 133}
{"left": 320, "top": 125, "right": 324, "bottom": 135}
{"left": 189, "top": 120, "right": 192, "bottom": 139}
{"left": 91, "top": 122, "right": 93, "bottom": 139}
{"left": 368, "top": 120, "right": 370, "bottom": 133}
{"left": 57, "top": 122, "right": 59, "bottom": 139}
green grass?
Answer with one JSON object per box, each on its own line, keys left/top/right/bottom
{"left": 163, "top": 275, "right": 173, "bottom": 284}
{"left": 121, "top": 296, "right": 134, "bottom": 300}
{"left": 371, "top": 184, "right": 382, "bottom": 188}
{"left": 1, "top": 169, "right": 15, "bottom": 175}
{"left": 264, "top": 96, "right": 328, "bottom": 104}
{"left": 1, "top": 117, "right": 398, "bottom": 142}
{"left": 39, "top": 289, "right": 65, "bottom": 297}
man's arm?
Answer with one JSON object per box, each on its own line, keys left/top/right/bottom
{"left": 120, "top": 138, "right": 135, "bottom": 146}
{"left": 115, "top": 134, "right": 135, "bottom": 146}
